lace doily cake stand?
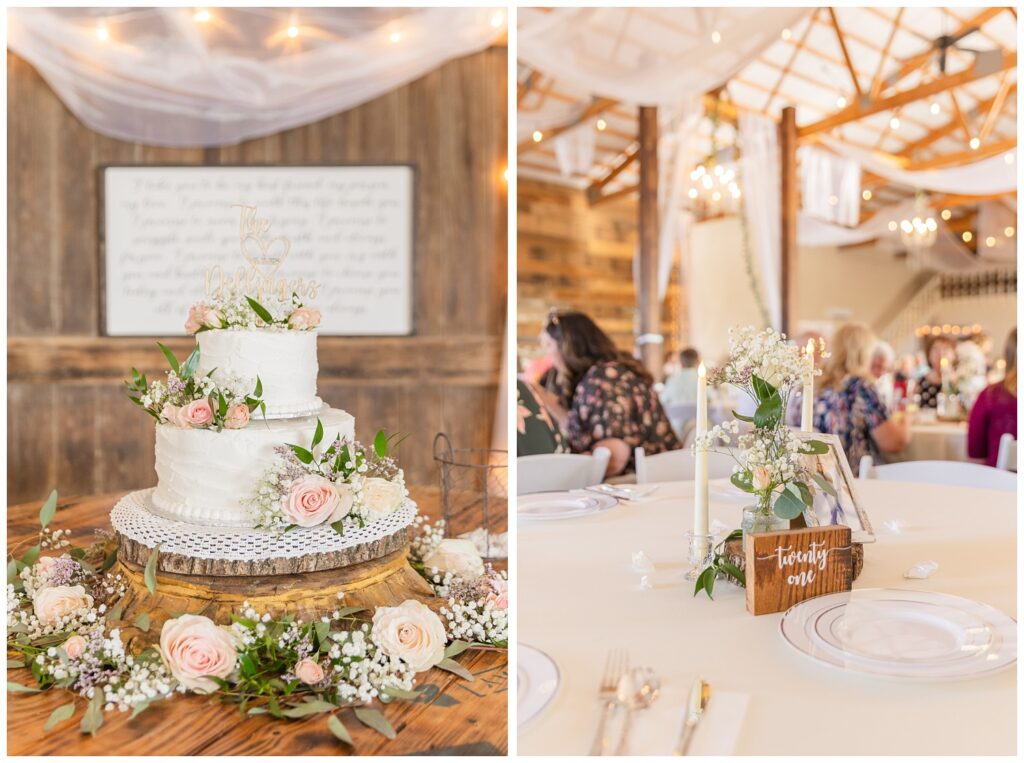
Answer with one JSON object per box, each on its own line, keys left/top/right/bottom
{"left": 109, "top": 490, "right": 432, "bottom": 627}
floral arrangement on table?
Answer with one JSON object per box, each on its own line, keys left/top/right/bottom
{"left": 7, "top": 491, "right": 507, "bottom": 745}
{"left": 186, "top": 292, "right": 321, "bottom": 334}
{"left": 697, "top": 327, "right": 834, "bottom": 535}
{"left": 248, "top": 420, "right": 407, "bottom": 535}
{"left": 124, "top": 344, "right": 265, "bottom": 431}
{"left": 954, "top": 340, "right": 988, "bottom": 409}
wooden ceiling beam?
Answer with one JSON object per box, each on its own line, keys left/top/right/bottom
{"left": 908, "top": 136, "right": 1016, "bottom": 170}
{"left": 763, "top": 9, "right": 820, "bottom": 112}
{"left": 827, "top": 8, "right": 863, "bottom": 98}
{"left": 929, "top": 191, "right": 1016, "bottom": 208}
{"left": 980, "top": 71, "right": 1014, "bottom": 141}
{"left": 517, "top": 96, "right": 618, "bottom": 154}
{"left": 898, "top": 84, "right": 1016, "bottom": 157}
{"left": 587, "top": 145, "right": 639, "bottom": 201}
{"left": 947, "top": 90, "right": 974, "bottom": 143}
{"left": 798, "top": 51, "right": 1016, "bottom": 137}
{"left": 869, "top": 9, "right": 905, "bottom": 100}
{"left": 881, "top": 7, "right": 1006, "bottom": 91}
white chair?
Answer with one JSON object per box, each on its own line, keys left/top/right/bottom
{"left": 517, "top": 448, "right": 611, "bottom": 495}
{"left": 860, "top": 456, "right": 1017, "bottom": 492}
{"left": 634, "top": 447, "right": 735, "bottom": 484}
{"left": 996, "top": 433, "right": 1017, "bottom": 472}
{"left": 663, "top": 402, "right": 697, "bottom": 443}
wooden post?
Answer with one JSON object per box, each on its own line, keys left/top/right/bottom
{"left": 779, "top": 106, "right": 798, "bottom": 335}
{"left": 637, "top": 105, "right": 663, "bottom": 379}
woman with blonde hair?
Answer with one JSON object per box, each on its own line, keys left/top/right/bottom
{"left": 967, "top": 327, "right": 1017, "bottom": 468}
{"left": 815, "top": 323, "right": 910, "bottom": 475}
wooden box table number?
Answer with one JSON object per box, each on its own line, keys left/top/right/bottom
{"left": 743, "top": 525, "right": 853, "bottom": 616}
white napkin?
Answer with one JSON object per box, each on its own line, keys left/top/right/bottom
{"left": 604, "top": 686, "right": 749, "bottom": 755}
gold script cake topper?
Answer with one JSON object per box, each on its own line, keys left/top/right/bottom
{"left": 204, "top": 205, "right": 320, "bottom": 302}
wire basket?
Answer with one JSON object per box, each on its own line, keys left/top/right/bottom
{"left": 432, "top": 433, "right": 508, "bottom": 560}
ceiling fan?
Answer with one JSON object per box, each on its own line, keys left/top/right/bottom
{"left": 931, "top": 27, "right": 984, "bottom": 74}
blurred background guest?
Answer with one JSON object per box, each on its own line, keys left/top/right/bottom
{"left": 968, "top": 328, "right": 1017, "bottom": 468}
{"left": 918, "top": 335, "right": 956, "bottom": 408}
{"left": 871, "top": 340, "right": 897, "bottom": 409}
{"left": 660, "top": 347, "right": 701, "bottom": 406}
{"left": 815, "top": 323, "right": 910, "bottom": 475}
{"left": 530, "top": 311, "right": 680, "bottom": 476}
{"left": 517, "top": 379, "right": 568, "bottom": 457}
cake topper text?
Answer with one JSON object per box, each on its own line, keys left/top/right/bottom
{"left": 204, "top": 205, "right": 321, "bottom": 302}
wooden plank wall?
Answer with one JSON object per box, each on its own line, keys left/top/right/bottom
{"left": 7, "top": 47, "right": 508, "bottom": 504}
{"left": 516, "top": 177, "right": 682, "bottom": 369}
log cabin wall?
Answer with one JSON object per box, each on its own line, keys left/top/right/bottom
{"left": 517, "top": 177, "right": 682, "bottom": 368}
{"left": 7, "top": 47, "right": 508, "bottom": 504}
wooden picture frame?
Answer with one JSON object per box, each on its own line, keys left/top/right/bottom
{"left": 795, "top": 432, "right": 875, "bottom": 543}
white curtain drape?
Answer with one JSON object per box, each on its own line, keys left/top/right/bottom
{"left": 739, "top": 112, "right": 782, "bottom": 330}
{"left": 552, "top": 121, "right": 597, "bottom": 179}
{"left": 800, "top": 146, "right": 862, "bottom": 226}
{"left": 819, "top": 135, "right": 1017, "bottom": 196}
{"left": 518, "top": 7, "right": 808, "bottom": 106}
{"left": 7, "top": 7, "right": 505, "bottom": 147}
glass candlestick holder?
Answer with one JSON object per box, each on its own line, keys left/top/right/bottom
{"left": 684, "top": 531, "right": 715, "bottom": 581}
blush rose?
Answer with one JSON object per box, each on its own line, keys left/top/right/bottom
{"left": 371, "top": 600, "right": 446, "bottom": 673}
{"left": 33, "top": 585, "right": 94, "bottom": 626}
{"left": 159, "top": 614, "right": 239, "bottom": 693}
{"left": 288, "top": 307, "right": 321, "bottom": 330}
{"left": 294, "top": 658, "right": 325, "bottom": 685}
{"left": 223, "top": 403, "right": 250, "bottom": 430}
{"left": 282, "top": 475, "right": 341, "bottom": 527}
{"left": 181, "top": 400, "right": 214, "bottom": 428}
{"left": 62, "top": 634, "right": 87, "bottom": 659}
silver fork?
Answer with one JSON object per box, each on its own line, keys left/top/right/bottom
{"left": 589, "top": 649, "right": 628, "bottom": 755}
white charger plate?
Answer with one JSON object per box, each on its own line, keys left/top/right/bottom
{"left": 781, "top": 588, "right": 1017, "bottom": 681}
{"left": 517, "top": 491, "right": 618, "bottom": 521}
{"left": 518, "top": 644, "right": 560, "bottom": 727}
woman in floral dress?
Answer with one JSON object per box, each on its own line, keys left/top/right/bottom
{"left": 814, "top": 323, "right": 911, "bottom": 475}
{"left": 528, "top": 311, "right": 680, "bottom": 476}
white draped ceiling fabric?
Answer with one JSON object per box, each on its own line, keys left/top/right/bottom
{"left": 7, "top": 7, "right": 505, "bottom": 147}
{"left": 739, "top": 112, "right": 783, "bottom": 330}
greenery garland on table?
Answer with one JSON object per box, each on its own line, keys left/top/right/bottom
{"left": 6, "top": 491, "right": 507, "bottom": 746}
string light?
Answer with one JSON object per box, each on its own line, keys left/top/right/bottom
{"left": 985, "top": 236, "right": 997, "bottom": 247}
{"left": 888, "top": 220, "right": 898, "bottom": 232}
{"left": 889, "top": 116, "right": 900, "bottom": 130}
{"left": 962, "top": 231, "right": 973, "bottom": 243}
{"left": 490, "top": 11, "right": 505, "bottom": 28}
{"left": 96, "top": 24, "right": 109, "bottom": 41}
{"left": 1005, "top": 152, "right": 1015, "bottom": 164}
{"left": 969, "top": 137, "right": 980, "bottom": 150}
{"left": 711, "top": 30, "right": 721, "bottom": 44}
{"left": 828, "top": 195, "right": 838, "bottom": 206}
{"left": 781, "top": 28, "right": 792, "bottom": 40}
{"left": 193, "top": 8, "right": 211, "bottom": 23}
{"left": 596, "top": 118, "right": 607, "bottom": 131}
{"left": 940, "top": 209, "right": 951, "bottom": 220}
{"left": 287, "top": 25, "right": 299, "bottom": 38}
{"left": 389, "top": 31, "right": 401, "bottom": 43}
{"left": 929, "top": 102, "right": 941, "bottom": 116}
{"left": 532, "top": 130, "right": 543, "bottom": 143}
{"left": 836, "top": 96, "right": 847, "bottom": 109}
{"left": 862, "top": 189, "right": 872, "bottom": 201}
{"left": 1005, "top": 226, "right": 1015, "bottom": 237}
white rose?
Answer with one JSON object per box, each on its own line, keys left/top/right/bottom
{"left": 362, "top": 477, "right": 405, "bottom": 520}
{"left": 159, "top": 614, "right": 239, "bottom": 693}
{"left": 328, "top": 482, "right": 355, "bottom": 523}
{"left": 371, "top": 600, "right": 447, "bottom": 673}
{"left": 33, "top": 585, "right": 93, "bottom": 625}
{"left": 421, "top": 538, "right": 485, "bottom": 579}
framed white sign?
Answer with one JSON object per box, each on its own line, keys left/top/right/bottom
{"left": 101, "top": 165, "right": 414, "bottom": 336}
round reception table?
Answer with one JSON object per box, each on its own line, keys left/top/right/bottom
{"left": 517, "top": 480, "right": 1016, "bottom": 756}
{"left": 895, "top": 420, "right": 969, "bottom": 462}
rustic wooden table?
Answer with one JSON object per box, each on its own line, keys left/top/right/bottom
{"left": 7, "top": 489, "right": 508, "bottom": 756}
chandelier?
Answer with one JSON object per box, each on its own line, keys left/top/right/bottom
{"left": 687, "top": 160, "right": 740, "bottom": 214}
{"left": 899, "top": 194, "right": 938, "bottom": 253}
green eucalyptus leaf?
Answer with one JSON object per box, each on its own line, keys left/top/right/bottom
{"left": 444, "top": 640, "right": 471, "bottom": 659}
{"left": 100, "top": 549, "right": 118, "bottom": 573}
{"left": 436, "top": 657, "right": 474, "bottom": 682}
{"left": 133, "top": 613, "right": 151, "bottom": 632}
{"left": 718, "top": 560, "right": 746, "bottom": 586}
{"left": 773, "top": 486, "right": 805, "bottom": 520}
{"left": 44, "top": 701, "right": 77, "bottom": 731}
{"left": 144, "top": 546, "right": 160, "bottom": 594}
{"left": 254, "top": 376, "right": 263, "bottom": 398}
{"left": 246, "top": 296, "right": 276, "bottom": 324}
{"left": 811, "top": 472, "right": 838, "bottom": 497}
{"left": 157, "top": 342, "right": 180, "bottom": 374}
{"left": 312, "top": 419, "right": 324, "bottom": 449}
{"left": 330, "top": 520, "right": 345, "bottom": 537}
{"left": 753, "top": 392, "right": 783, "bottom": 429}
{"left": 129, "top": 699, "right": 151, "bottom": 720}
{"left": 21, "top": 545, "right": 41, "bottom": 567}
{"left": 7, "top": 680, "right": 42, "bottom": 693}
{"left": 800, "top": 439, "right": 830, "bottom": 455}
{"left": 373, "top": 430, "right": 388, "bottom": 459}
{"left": 7, "top": 559, "right": 21, "bottom": 585}
{"left": 730, "top": 471, "right": 755, "bottom": 493}
{"left": 7, "top": 659, "right": 24, "bottom": 669}
{"left": 731, "top": 409, "right": 755, "bottom": 423}
{"left": 281, "top": 699, "right": 337, "bottom": 718}
{"left": 353, "top": 707, "right": 396, "bottom": 740}
{"left": 794, "top": 480, "right": 814, "bottom": 507}
{"left": 39, "top": 490, "right": 58, "bottom": 529}
{"left": 107, "top": 603, "right": 125, "bottom": 622}
{"left": 328, "top": 714, "right": 354, "bottom": 745}
{"left": 751, "top": 375, "right": 778, "bottom": 402}
{"left": 80, "top": 693, "right": 104, "bottom": 736}
{"left": 289, "top": 445, "right": 315, "bottom": 464}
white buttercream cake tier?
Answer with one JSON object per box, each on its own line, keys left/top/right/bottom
{"left": 197, "top": 329, "right": 320, "bottom": 418}
{"left": 152, "top": 407, "right": 355, "bottom": 527}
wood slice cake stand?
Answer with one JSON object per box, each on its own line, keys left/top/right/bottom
{"left": 109, "top": 491, "right": 433, "bottom": 636}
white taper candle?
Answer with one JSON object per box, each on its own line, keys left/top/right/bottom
{"left": 801, "top": 339, "right": 815, "bottom": 432}
{"left": 694, "top": 362, "right": 709, "bottom": 535}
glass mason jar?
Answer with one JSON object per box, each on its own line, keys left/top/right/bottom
{"left": 741, "top": 494, "right": 789, "bottom": 537}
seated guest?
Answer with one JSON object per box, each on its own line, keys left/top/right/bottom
{"left": 968, "top": 328, "right": 1017, "bottom": 468}
{"left": 516, "top": 379, "right": 568, "bottom": 457}
{"left": 815, "top": 323, "right": 910, "bottom": 475}
{"left": 917, "top": 335, "right": 956, "bottom": 408}
{"left": 530, "top": 311, "right": 680, "bottom": 476}
{"left": 660, "top": 347, "right": 701, "bottom": 406}
{"left": 871, "top": 340, "right": 896, "bottom": 409}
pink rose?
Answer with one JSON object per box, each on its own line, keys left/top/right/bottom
{"left": 282, "top": 475, "right": 340, "bottom": 527}
{"left": 294, "top": 658, "right": 325, "bottom": 685}
{"left": 199, "top": 306, "right": 224, "bottom": 330}
{"left": 372, "top": 600, "right": 447, "bottom": 672}
{"left": 181, "top": 399, "right": 214, "bottom": 428}
{"left": 288, "top": 307, "right": 321, "bottom": 330}
{"left": 224, "top": 403, "right": 250, "bottom": 430}
{"left": 33, "top": 585, "right": 94, "bottom": 626}
{"left": 62, "top": 635, "right": 87, "bottom": 659}
{"left": 185, "top": 304, "right": 205, "bottom": 334}
{"left": 35, "top": 556, "right": 58, "bottom": 576}
{"left": 751, "top": 466, "right": 772, "bottom": 492}
{"left": 159, "top": 614, "right": 239, "bottom": 693}
{"left": 486, "top": 576, "right": 509, "bottom": 610}
{"left": 160, "top": 403, "right": 189, "bottom": 428}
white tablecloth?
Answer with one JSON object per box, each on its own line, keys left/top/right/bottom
{"left": 518, "top": 480, "right": 1016, "bottom": 755}
{"left": 893, "top": 421, "right": 968, "bottom": 462}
